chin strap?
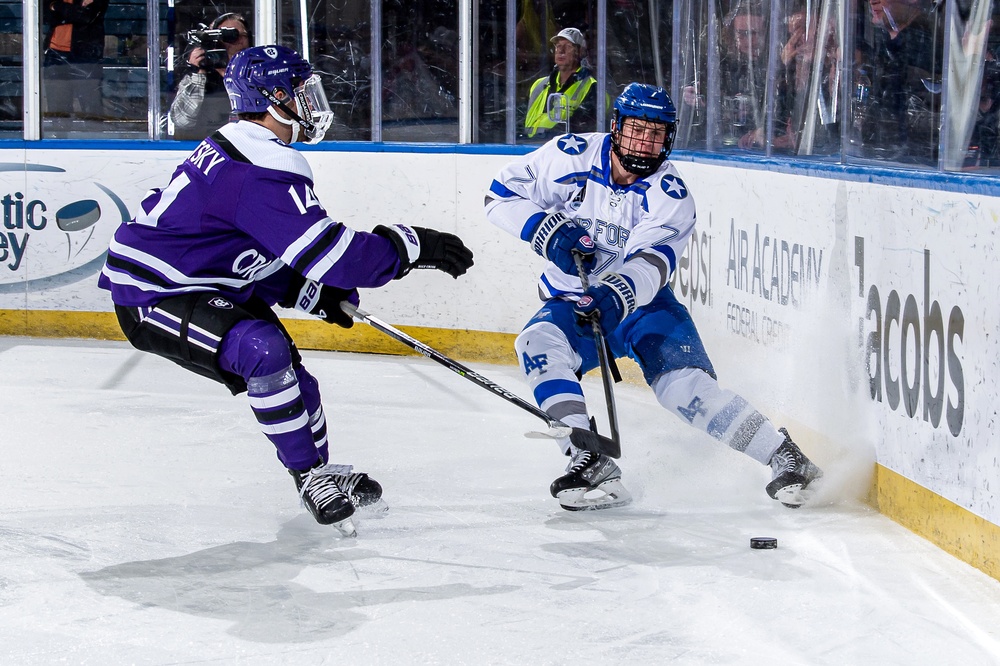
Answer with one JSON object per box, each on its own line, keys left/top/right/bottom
{"left": 260, "top": 84, "right": 317, "bottom": 143}
{"left": 267, "top": 105, "right": 300, "bottom": 143}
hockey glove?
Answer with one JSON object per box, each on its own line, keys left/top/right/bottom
{"left": 574, "top": 273, "right": 638, "bottom": 336}
{"left": 375, "top": 224, "right": 475, "bottom": 279}
{"left": 529, "top": 212, "right": 596, "bottom": 275}
{"left": 287, "top": 277, "right": 359, "bottom": 329}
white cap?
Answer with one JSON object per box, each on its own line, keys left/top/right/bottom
{"left": 550, "top": 27, "right": 586, "bottom": 49}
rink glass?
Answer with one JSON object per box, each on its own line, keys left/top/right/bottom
{"left": 2, "top": 0, "right": 997, "bottom": 172}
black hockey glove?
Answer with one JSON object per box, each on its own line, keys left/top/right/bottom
{"left": 286, "top": 277, "right": 359, "bottom": 329}
{"left": 374, "top": 224, "right": 475, "bottom": 279}
{"left": 530, "top": 211, "right": 596, "bottom": 276}
{"left": 573, "top": 273, "right": 638, "bottom": 336}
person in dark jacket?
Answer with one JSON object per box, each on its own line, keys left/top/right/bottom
{"left": 169, "top": 12, "right": 252, "bottom": 141}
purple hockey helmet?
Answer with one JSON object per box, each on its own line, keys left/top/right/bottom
{"left": 224, "top": 45, "right": 332, "bottom": 143}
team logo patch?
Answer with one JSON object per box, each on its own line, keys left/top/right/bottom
{"left": 522, "top": 351, "right": 549, "bottom": 374}
{"left": 557, "top": 134, "right": 588, "bottom": 155}
{"left": 660, "top": 174, "right": 688, "bottom": 199}
{"left": 264, "top": 47, "right": 278, "bottom": 58}
{"left": 208, "top": 296, "right": 233, "bottom": 309}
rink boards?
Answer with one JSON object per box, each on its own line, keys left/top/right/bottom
{"left": 0, "top": 144, "right": 997, "bottom": 581}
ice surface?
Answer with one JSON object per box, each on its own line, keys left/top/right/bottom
{"left": 2, "top": 338, "right": 1000, "bottom": 665}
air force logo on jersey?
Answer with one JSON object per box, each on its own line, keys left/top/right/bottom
{"left": 660, "top": 174, "right": 689, "bottom": 199}
{"left": 557, "top": 134, "right": 588, "bottom": 155}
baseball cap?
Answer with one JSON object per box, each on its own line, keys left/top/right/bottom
{"left": 551, "top": 27, "right": 586, "bottom": 49}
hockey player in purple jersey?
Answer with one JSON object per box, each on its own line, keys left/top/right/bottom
{"left": 485, "top": 83, "right": 821, "bottom": 511}
{"left": 99, "top": 45, "right": 474, "bottom": 537}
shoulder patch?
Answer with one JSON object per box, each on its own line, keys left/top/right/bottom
{"left": 660, "top": 173, "right": 689, "bottom": 200}
{"left": 557, "top": 134, "right": 588, "bottom": 155}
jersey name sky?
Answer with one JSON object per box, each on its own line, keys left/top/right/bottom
{"left": 188, "top": 142, "right": 228, "bottom": 177}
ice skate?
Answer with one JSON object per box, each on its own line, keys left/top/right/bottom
{"left": 550, "top": 450, "right": 632, "bottom": 511}
{"left": 324, "top": 464, "right": 388, "bottom": 516}
{"left": 766, "top": 428, "right": 823, "bottom": 508}
{"left": 289, "top": 462, "right": 357, "bottom": 537}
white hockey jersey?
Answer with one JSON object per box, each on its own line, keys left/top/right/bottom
{"left": 485, "top": 132, "right": 696, "bottom": 307}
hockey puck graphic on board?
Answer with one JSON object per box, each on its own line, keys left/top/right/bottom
{"left": 56, "top": 199, "right": 101, "bottom": 231}
{"left": 750, "top": 537, "right": 777, "bottom": 550}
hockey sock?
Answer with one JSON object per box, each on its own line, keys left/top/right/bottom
{"left": 219, "top": 320, "right": 319, "bottom": 470}
{"left": 651, "top": 367, "right": 784, "bottom": 464}
{"left": 516, "top": 322, "right": 591, "bottom": 456}
{"left": 295, "top": 366, "right": 329, "bottom": 463}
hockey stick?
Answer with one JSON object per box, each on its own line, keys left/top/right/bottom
{"left": 574, "top": 252, "right": 623, "bottom": 448}
{"left": 341, "top": 303, "right": 621, "bottom": 459}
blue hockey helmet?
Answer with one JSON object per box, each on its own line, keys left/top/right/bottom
{"left": 611, "top": 82, "right": 678, "bottom": 177}
{"left": 224, "top": 45, "right": 333, "bottom": 144}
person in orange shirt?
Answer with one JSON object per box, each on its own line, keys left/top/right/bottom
{"left": 43, "top": 0, "right": 109, "bottom": 122}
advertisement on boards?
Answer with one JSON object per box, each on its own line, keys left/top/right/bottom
{"left": 0, "top": 152, "right": 176, "bottom": 310}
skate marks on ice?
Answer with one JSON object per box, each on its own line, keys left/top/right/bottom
{"left": 78, "top": 514, "right": 517, "bottom": 644}
{"left": 3, "top": 340, "right": 1000, "bottom": 664}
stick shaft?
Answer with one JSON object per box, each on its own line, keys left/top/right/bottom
{"left": 341, "top": 303, "right": 620, "bottom": 458}
{"left": 574, "top": 253, "right": 622, "bottom": 446}
{"left": 344, "top": 304, "right": 558, "bottom": 427}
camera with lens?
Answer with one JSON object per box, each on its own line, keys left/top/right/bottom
{"left": 185, "top": 25, "right": 240, "bottom": 71}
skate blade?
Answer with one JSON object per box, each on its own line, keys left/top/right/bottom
{"left": 355, "top": 498, "right": 389, "bottom": 517}
{"left": 559, "top": 495, "right": 633, "bottom": 511}
{"left": 556, "top": 480, "right": 633, "bottom": 511}
{"left": 333, "top": 516, "right": 358, "bottom": 537}
{"left": 773, "top": 483, "right": 813, "bottom": 508}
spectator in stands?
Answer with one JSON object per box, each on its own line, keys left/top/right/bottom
{"left": 42, "top": 0, "right": 109, "bottom": 121}
{"left": 523, "top": 27, "right": 599, "bottom": 141}
{"left": 852, "top": 0, "right": 943, "bottom": 163}
{"left": 382, "top": 37, "right": 457, "bottom": 131}
{"left": 169, "top": 12, "right": 251, "bottom": 141}
{"left": 738, "top": 6, "right": 841, "bottom": 153}
{"left": 718, "top": 1, "right": 769, "bottom": 148}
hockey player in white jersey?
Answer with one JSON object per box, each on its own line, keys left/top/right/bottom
{"left": 485, "top": 82, "right": 821, "bottom": 511}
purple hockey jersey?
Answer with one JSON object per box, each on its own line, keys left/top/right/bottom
{"left": 98, "top": 121, "right": 402, "bottom": 307}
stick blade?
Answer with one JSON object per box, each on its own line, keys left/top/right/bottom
{"left": 524, "top": 426, "right": 573, "bottom": 439}
{"left": 523, "top": 426, "right": 620, "bottom": 458}
{"left": 568, "top": 428, "right": 621, "bottom": 459}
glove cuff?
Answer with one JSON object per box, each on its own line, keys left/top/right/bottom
{"left": 599, "top": 273, "right": 638, "bottom": 318}
{"left": 529, "top": 211, "right": 571, "bottom": 258}
{"left": 292, "top": 278, "right": 323, "bottom": 314}
{"left": 374, "top": 224, "right": 421, "bottom": 279}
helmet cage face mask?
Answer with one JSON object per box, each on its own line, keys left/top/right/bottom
{"left": 610, "top": 82, "right": 678, "bottom": 177}
{"left": 611, "top": 113, "right": 677, "bottom": 177}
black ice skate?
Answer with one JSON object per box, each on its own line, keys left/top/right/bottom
{"left": 766, "top": 428, "right": 823, "bottom": 508}
{"left": 324, "top": 464, "right": 388, "bottom": 516}
{"left": 290, "top": 462, "right": 357, "bottom": 536}
{"left": 550, "top": 450, "right": 632, "bottom": 511}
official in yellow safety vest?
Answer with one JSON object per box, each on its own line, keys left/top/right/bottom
{"left": 524, "top": 28, "right": 604, "bottom": 141}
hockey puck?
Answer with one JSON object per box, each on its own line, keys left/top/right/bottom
{"left": 750, "top": 537, "right": 777, "bottom": 550}
{"left": 56, "top": 199, "right": 101, "bottom": 232}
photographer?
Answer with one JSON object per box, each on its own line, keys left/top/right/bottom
{"left": 168, "top": 13, "right": 251, "bottom": 140}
